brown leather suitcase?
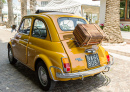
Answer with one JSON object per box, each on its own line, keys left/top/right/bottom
{"left": 73, "top": 24, "right": 106, "bottom": 46}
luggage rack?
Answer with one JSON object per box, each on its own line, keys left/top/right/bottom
{"left": 73, "top": 38, "right": 100, "bottom": 47}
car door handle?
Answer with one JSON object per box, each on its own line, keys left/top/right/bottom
{"left": 24, "top": 39, "right": 28, "bottom": 42}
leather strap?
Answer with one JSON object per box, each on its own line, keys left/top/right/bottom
{"left": 94, "top": 24, "right": 104, "bottom": 43}
{"left": 82, "top": 24, "right": 92, "bottom": 45}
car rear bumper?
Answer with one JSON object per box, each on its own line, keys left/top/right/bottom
{"left": 49, "top": 54, "right": 114, "bottom": 81}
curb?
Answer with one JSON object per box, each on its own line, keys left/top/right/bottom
{"left": 124, "top": 39, "right": 130, "bottom": 44}
{"left": 105, "top": 48, "right": 130, "bottom": 57}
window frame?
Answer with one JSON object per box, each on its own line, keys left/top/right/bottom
{"left": 120, "top": 0, "right": 130, "bottom": 21}
{"left": 57, "top": 17, "right": 87, "bottom": 31}
{"left": 18, "top": 17, "right": 32, "bottom": 35}
{"left": 41, "top": 1, "right": 48, "bottom": 7}
{"left": 31, "top": 17, "right": 50, "bottom": 40}
{"left": 120, "top": 0, "right": 126, "bottom": 19}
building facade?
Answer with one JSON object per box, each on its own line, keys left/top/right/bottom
{"left": 99, "top": 0, "right": 130, "bottom": 25}
{"left": 1, "top": 0, "right": 50, "bottom": 25}
{"left": 120, "top": 0, "right": 130, "bottom": 24}
{"left": 36, "top": 0, "right": 50, "bottom": 7}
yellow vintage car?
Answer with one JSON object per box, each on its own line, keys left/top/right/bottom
{"left": 8, "top": 10, "right": 114, "bottom": 91}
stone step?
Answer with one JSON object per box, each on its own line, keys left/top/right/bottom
{"left": 124, "top": 39, "right": 130, "bottom": 44}
{"left": 109, "top": 52, "right": 130, "bottom": 62}
{"left": 105, "top": 48, "right": 130, "bottom": 57}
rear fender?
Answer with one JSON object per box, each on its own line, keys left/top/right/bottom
{"left": 34, "top": 54, "right": 56, "bottom": 80}
{"left": 97, "top": 45, "right": 108, "bottom": 65}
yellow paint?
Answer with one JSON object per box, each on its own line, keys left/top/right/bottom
{"left": 8, "top": 12, "right": 109, "bottom": 81}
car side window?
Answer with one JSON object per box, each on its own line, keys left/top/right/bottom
{"left": 32, "top": 19, "right": 47, "bottom": 39}
{"left": 19, "top": 18, "right": 32, "bottom": 34}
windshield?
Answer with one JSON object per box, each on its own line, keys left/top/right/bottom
{"left": 58, "top": 17, "right": 87, "bottom": 31}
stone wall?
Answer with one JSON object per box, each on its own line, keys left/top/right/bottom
{"left": 103, "top": 0, "right": 123, "bottom": 43}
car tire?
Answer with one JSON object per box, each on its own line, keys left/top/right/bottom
{"left": 36, "top": 61, "right": 56, "bottom": 91}
{"left": 8, "top": 46, "right": 17, "bottom": 64}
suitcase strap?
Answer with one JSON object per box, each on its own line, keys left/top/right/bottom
{"left": 82, "top": 25, "right": 92, "bottom": 45}
{"left": 94, "top": 24, "right": 104, "bottom": 43}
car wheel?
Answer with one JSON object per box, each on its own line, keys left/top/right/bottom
{"left": 36, "top": 62, "right": 56, "bottom": 91}
{"left": 8, "top": 46, "right": 17, "bottom": 64}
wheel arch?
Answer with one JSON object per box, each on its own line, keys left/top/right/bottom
{"left": 34, "top": 54, "right": 55, "bottom": 80}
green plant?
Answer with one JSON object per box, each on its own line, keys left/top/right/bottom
{"left": 120, "top": 24, "right": 130, "bottom": 32}
{"left": 100, "top": 24, "right": 104, "bottom": 30}
{"left": 2, "top": 0, "right": 6, "bottom": 3}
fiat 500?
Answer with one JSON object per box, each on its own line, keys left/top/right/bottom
{"left": 8, "top": 10, "right": 114, "bottom": 91}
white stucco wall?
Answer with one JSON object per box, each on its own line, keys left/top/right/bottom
{"left": 99, "top": 0, "right": 106, "bottom": 24}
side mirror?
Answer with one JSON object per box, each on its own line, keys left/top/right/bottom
{"left": 11, "top": 25, "right": 17, "bottom": 30}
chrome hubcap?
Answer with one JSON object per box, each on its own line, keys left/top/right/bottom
{"left": 9, "top": 49, "right": 13, "bottom": 61}
{"left": 38, "top": 66, "right": 48, "bottom": 86}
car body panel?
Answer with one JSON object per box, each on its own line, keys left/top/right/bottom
{"left": 8, "top": 12, "right": 110, "bottom": 81}
{"left": 61, "top": 40, "right": 108, "bottom": 72}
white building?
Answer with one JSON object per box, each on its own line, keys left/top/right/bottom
{"left": 2, "top": 0, "right": 50, "bottom": 24}
{"left": 2, "top": 0, "right": 100, "bottom": 25}
{"left": 37, "top": 0, "right": 100, "bottom": 24}
{"left": 99, "top": 0, "right": 130, "bottom": 25}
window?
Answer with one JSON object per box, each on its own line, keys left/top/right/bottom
{"left": 41, "top": 1, "right": 48, "bottom": 7}
{"left": 19, "top": 18, "right": 32, "bottom": 34}
{"left": 59, "top": 20, "right": 75, "bottom": 31}
{"left": 127, "top": 0, "right": 130, "bottom": 18}
{"left": 120, "top": 0, "right": 126, "bottom": 19}
{"left": 120, "top": 0, "right": 130, "bottom": 20}
{"left": 58, "top": 17, "right": 87, "bottom": 31}
{"left": 32, "top": 19, "right": 47, "bottom": 39}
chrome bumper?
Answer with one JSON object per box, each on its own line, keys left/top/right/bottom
{"left": 49, "top": 54, "right": 114, "bottom": 81}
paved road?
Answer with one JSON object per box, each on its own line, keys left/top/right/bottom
{"left": 0, "top": 30, "right": 130, "bottom": 92}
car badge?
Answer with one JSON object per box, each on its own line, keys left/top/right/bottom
{"left": 85, "top": 48, "right": 96, "bottom": 53}
{"left": 75, "top": 58, "right": 83, "bottom": 61}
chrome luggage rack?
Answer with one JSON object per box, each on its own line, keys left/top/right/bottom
{"left": 72, "top": 37, "right": 100, "bottom": 48}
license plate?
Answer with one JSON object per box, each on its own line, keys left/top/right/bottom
{"left": 85, "top": 54, "right": 100, "bottom": 68}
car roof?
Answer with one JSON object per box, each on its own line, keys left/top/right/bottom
{"left": 25, "top": 11, "right": 84, "bottom": 19}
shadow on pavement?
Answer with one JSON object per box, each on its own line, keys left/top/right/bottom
{"left": 12, "top": 61, "right": 109, "bottom": 92}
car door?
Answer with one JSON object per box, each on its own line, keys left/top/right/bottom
{"left": 13, "top": 17, "right": 33, "bottom": 64}
{"left": 27, "top": 17, "right": 51, "bottom": 67}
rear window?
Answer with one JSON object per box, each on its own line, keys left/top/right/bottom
{"left": 58, "top": 17, "right": 87, "bottom": 31}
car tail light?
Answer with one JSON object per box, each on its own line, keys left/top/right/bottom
{"left": 61, "top": 58, "right": 70, "bottom": 72}
{"left": 106, "top": 55, "right": 110, "bottom": 62}
{"left": 105, "top": 51, "right": 110, "bottom": 64}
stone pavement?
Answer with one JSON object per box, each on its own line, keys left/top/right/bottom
{"left": 103, "top": 44, "right": 130, "bottom": 63}
{"left": 102, "top": 31, "right": 130, "bottom": 61}
{"left": 121, "top": 31, "right": 130, "bottom": 44}
{"left": 102, "top": 41, "right": 130, "bottom": 62}
{"left": 121, "top": 31, "right": 130, "bottom": 40}
{"left": 0, "top": 26, "right": 12, "bottom": 32}
{"left": 102, "top": 31, "right": 130, "bottom": 62}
